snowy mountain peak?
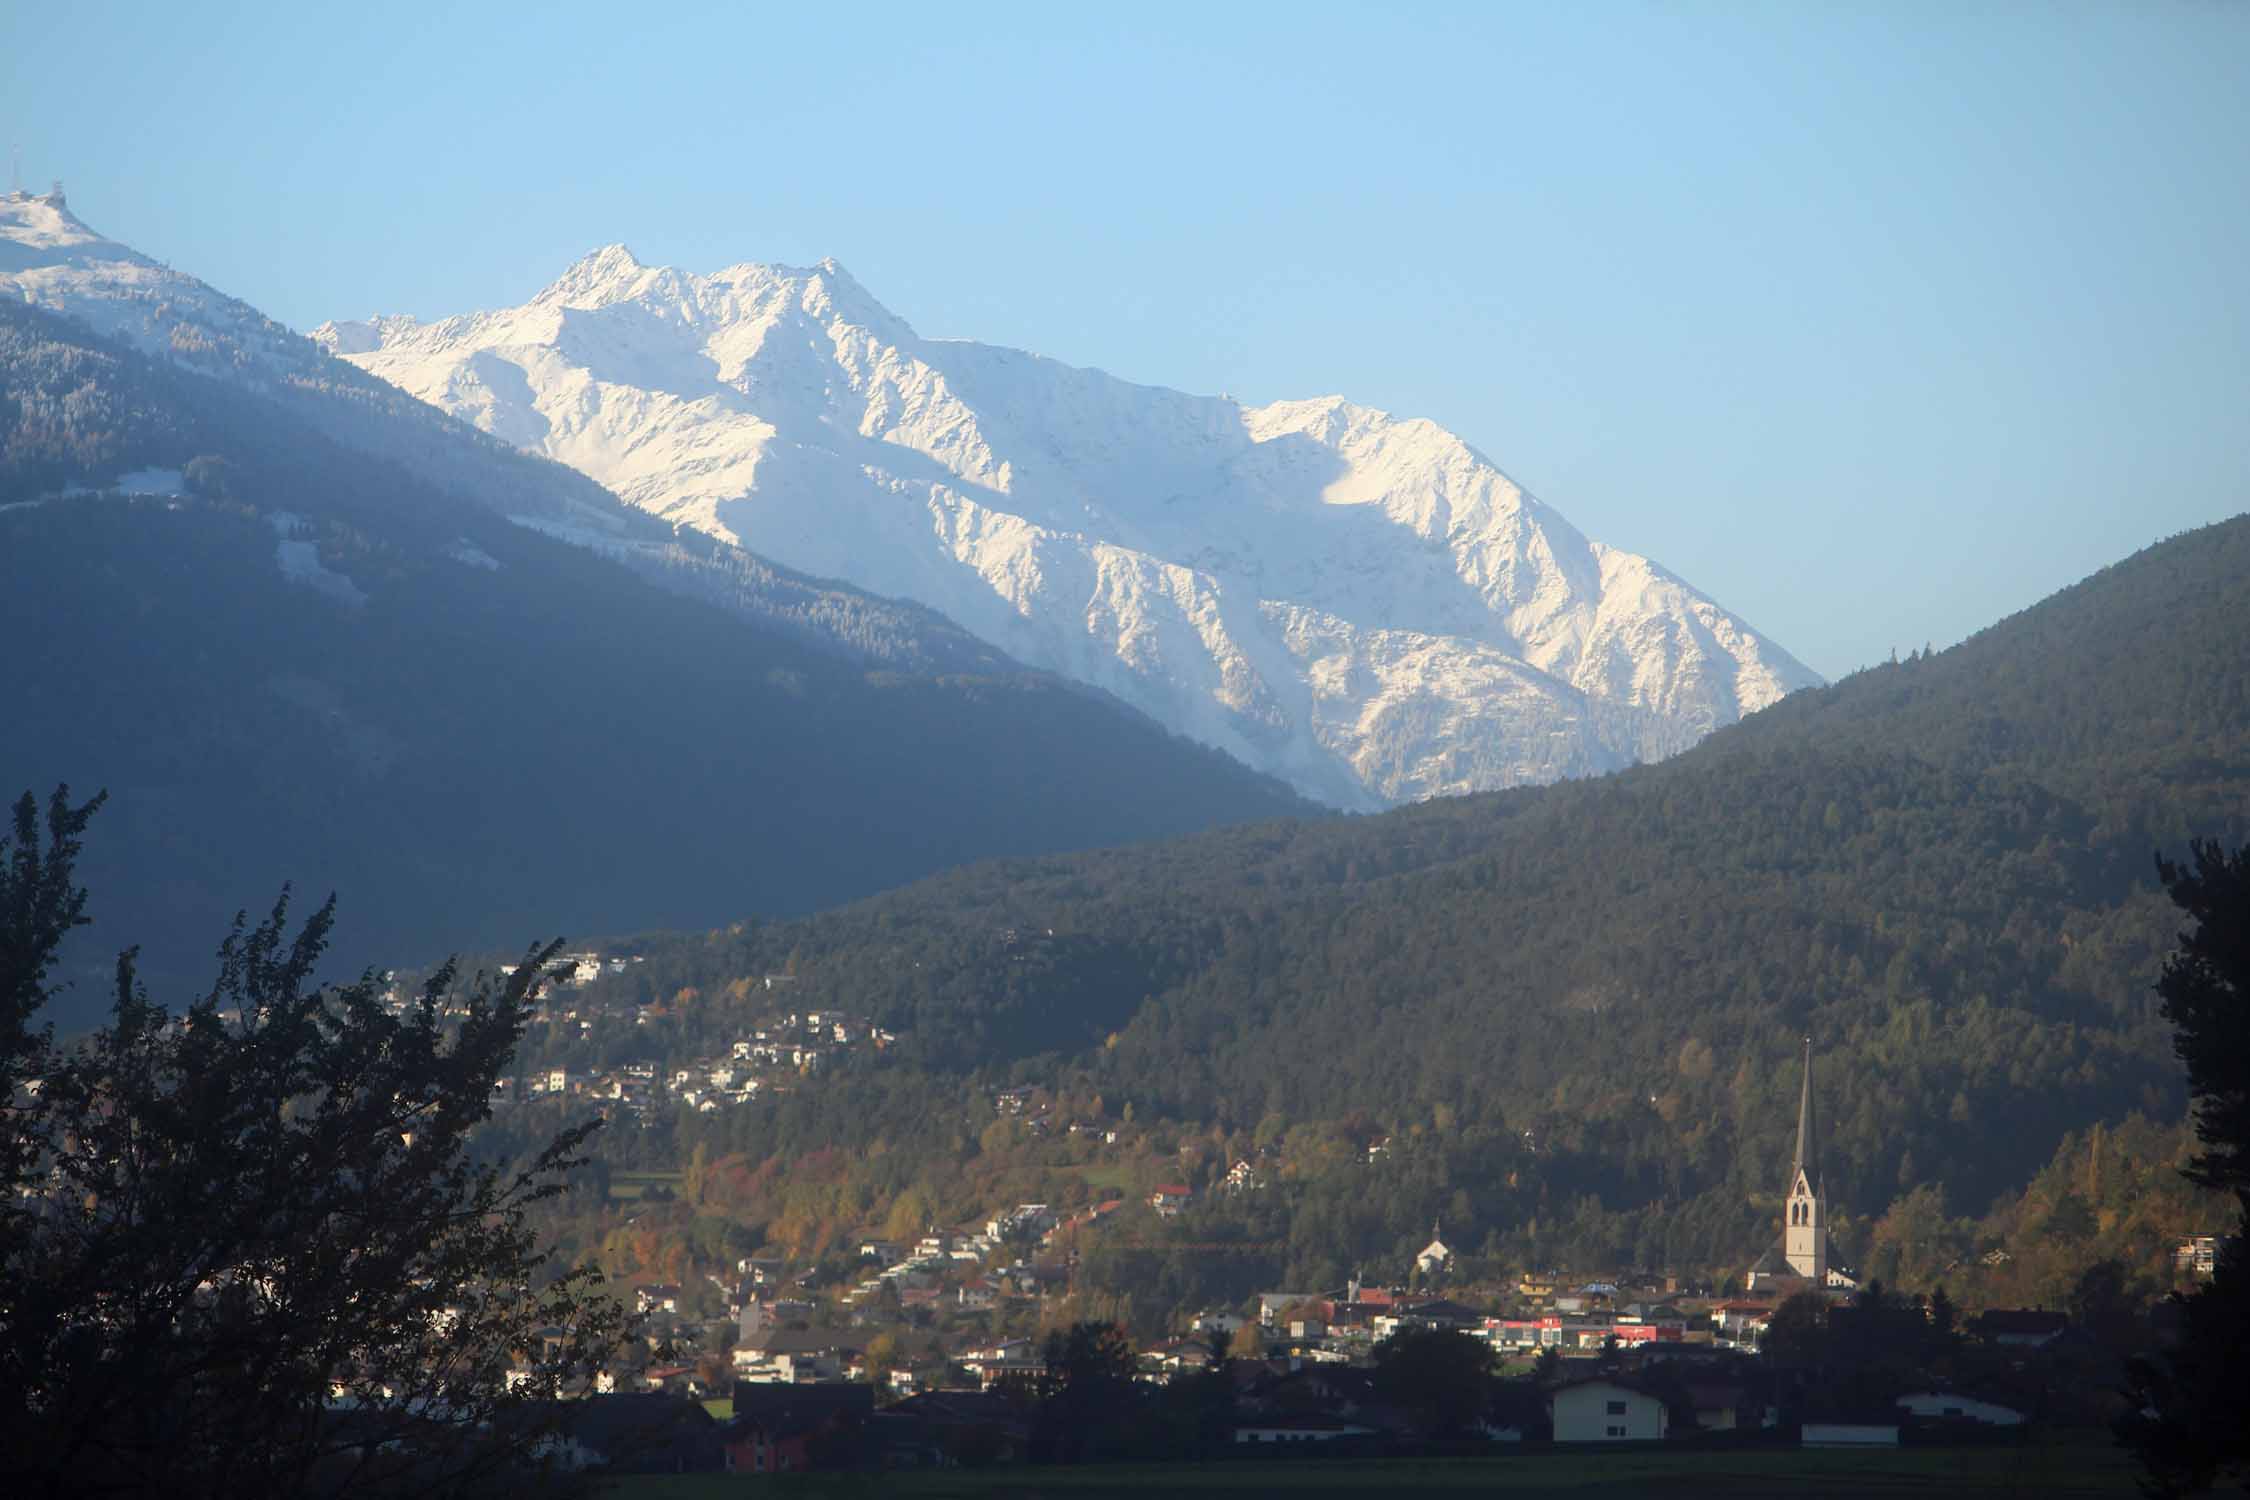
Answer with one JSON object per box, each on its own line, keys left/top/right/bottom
{"left": 323, "top": 246, "right": 1823, "bottom": 808}
{"left": 535, "top": 242, "right": 649, "bottom": 307}
{"left": 1, "top": 192, "right": 326, "bottom": 381}
{"left": 0, "top": 191, "right": 134, "bottom": 269}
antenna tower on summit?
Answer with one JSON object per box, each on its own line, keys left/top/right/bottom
{"left": 9, "top": 144, "right": 20, "bottom": 197}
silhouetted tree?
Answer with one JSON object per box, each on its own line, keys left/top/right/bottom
{"left": 2120, "top": 841, "right": 2250, "bottom": 1497}
{"left": 2154, "top": 841, "right": 2250, "bottom": 1205}
{"left": 2067, "top": 1259, "right": 2137, "bottom": 1358}
{"left": 0, "top": 788, "right": 631, "bottom": 1499}
{"left": 1530, "top": 1346, "right": 1563, "bottom": 1386}
{"left": 1034, "top": 1321, "right": 1139, "bottom": 1462}
{"left": 1371, "top": 1326, "right": 1496, "bottom": 1438}
{"left": 1926, "top": 1284, "right": 1957, "bottom": 1341}
{"left": 1762, "top": 1291, "right": 1828, "bottom": 1371}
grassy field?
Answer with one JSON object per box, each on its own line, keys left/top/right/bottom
{"left": 607, "top": 1170, "right": 683, "bottom": 1203}
{"left": 1072, "top": 1164, "right": 1138, "bottom": 1195}
{"left": 601, "top": 1435, "right": 2144, "bottom": 1499}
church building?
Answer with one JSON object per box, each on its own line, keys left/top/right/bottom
{"left": 1745, "top": 1037, "right": 1831, "bottom": 1293}
{"left": 1415, "top": 1223, "right": 1454, "bottom": 1277}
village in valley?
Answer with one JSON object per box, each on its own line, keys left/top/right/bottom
{"left": 428, "top": 957, "right": 2214, "bottom": 1477}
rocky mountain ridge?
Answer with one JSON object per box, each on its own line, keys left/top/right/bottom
{"left": 0, "top": 194, "right": 1032, "bottom": 678}
{"left": 319, "top": 244, "right": 1822, "bottom": 806}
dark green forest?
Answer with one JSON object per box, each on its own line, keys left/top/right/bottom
{"left": 0, "top": 299, "right": 1306, "bottom": 1024}
{"left": 12, "top": 281, "right": 2243, "bottom": 1322}
{"left": 512, "top": 513, "right": 2250, "bottom": 1307}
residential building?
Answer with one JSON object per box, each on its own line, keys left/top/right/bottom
{"left": 1150, "top": 1184, "right": 1193, "bottom": 1218}
{"left": 1967, "top": 1308, "right": 2070, "bottom": 1349}
{"left": 1897, "top": 1392, "right": 2025, "bottom": 1427}
{"left": 1551, "top": 1378, "right": 1668, "bottom": 1442}
{"left": 2175, "top": 1235, "right": 2220, "bottom": 1279}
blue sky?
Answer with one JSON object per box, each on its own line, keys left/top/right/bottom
{"left": 9, "top": 1, "right": 2246, "bottom": 680}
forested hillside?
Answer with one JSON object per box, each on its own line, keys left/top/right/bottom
{"left": 514, "top": 516, "right": 2249, "bottom": 1307}
{"left": 0, "top": 299, "right": 1308, "bottom": 1025}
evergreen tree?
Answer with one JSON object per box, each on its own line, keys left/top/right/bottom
{"left": 1033, "top": 1321, "right": 1139, "bottom": 1463}
{"left": 2120, "top": 840, "right": 2250, "bottom": 1497}
{"left": 1370, "top": 1326, "right": 1497, "bottom": 1438}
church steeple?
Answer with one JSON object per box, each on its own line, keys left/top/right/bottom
{"left": 1782, "top": 1035, "right": 1828, "bottom": 1282}
{"left": 1790, "top": 1035, "right": 1817, "bottom": 1186}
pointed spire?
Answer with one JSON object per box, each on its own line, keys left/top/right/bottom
{"left": 1791, "top": 1035, "right": 1816, "bottom": 1184}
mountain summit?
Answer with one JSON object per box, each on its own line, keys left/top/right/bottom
{"left": 0, "top": 187, "right": 320, "bottom": 380}
{"left": 317, "top": 251, "right": 1823, "bottom": 808}
{"left": 0, "top": 207, "right": 1314, "bottom": 1014}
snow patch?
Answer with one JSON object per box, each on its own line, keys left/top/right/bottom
{"left": 446, "top": 538, "right": 503, "bottom": 571}
{"left": 115, "top": 467, "right": 185, "bottom": 496}
{"left": 275, "top": 535, "right": 367, "bottom": 608}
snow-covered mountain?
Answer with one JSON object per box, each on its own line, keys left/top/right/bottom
{"left": 0, "top": 193, "right": 1022, "bottom": 678}
{"left": 2, "top": 202, "right": 1317, "bottom": 1010}
{"left": 0, "top": 187, "right": 329, "bottom": 381}
{"left": 317, "top": 246, "right": 1820, "bottom": 807}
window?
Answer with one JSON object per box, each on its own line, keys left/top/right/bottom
{"left": 1606, "top": 1400, "right": 1627, "bottom": 1415}
{"left": 1607, "top": 1424, "right": 1626, "bottom": 1437}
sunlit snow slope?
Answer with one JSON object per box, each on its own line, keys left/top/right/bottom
{"left": 318, "top": 246, "right": 1822, "bottom": 808}
{"left": 0, "top": 195, "right": 1027, "bottom": 679}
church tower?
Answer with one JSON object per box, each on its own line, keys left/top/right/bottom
{"left": 1782, "top": 1036, "right": 1828, "bottom": 1282}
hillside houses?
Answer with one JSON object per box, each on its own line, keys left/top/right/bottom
{"left": 985, "top": 1204, "right": 1057, "bottom": 1242}
{"left": 486, "top": 993, "right": 896, "bottom": 1125}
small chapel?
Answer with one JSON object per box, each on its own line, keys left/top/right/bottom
{"left": 1415, "top": 1223, "right": 1454, "bottom": 1277}
{"left": 1744, "top": 1037, "right": 1837, "bottom": 1294}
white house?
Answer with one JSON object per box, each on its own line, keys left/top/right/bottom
{"left": 1551, "top": 1380, "right": 1668, "bottom": 1442}
{"left": 1897, "top": 1392, "right": 2025, "bottom": 1427}
{"left": 1257, "top": 1291, "right": 1324, "bottom": 1325}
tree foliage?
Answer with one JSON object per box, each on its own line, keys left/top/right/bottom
{"left": 2153, "top": 841, "right": 2250, "bottom": 1204}
{"left": 1370, "top": 1326, "right": 1497, "bottom": 1436}
{"left": 1032, "top": 1321, "right": 1140, "bottom": 1463}
{"left": 2121, "top": 840, "right": 2250, "bottom": 1497}
{"left": 507, "top": 515, "right": 2250, "bottom": 1309}
{"left": 0, "top": 789, "right": 629, "bottom": 1499}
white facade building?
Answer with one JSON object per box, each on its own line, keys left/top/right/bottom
{"left": 1551, "top": 1380, "right": 1668, "bottom": 1443}
{"left": 1897, "top": 1392, "right": 2025, "bottom": 1427}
